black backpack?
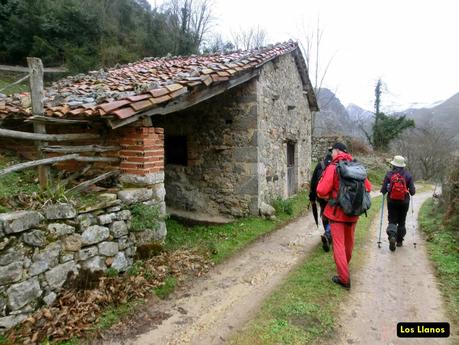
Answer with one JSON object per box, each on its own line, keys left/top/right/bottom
{"left": 331, "top": 160, "right": 371, "bottom": 216}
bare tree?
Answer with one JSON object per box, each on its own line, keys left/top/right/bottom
{"left": 162, "top": 0, "right": 214, "bottom": 54}
{"left": 231, "top": 26, "right": 267, "bottom": 50}
{"left": 391, "top": 123, "right": 455, "bottom": 181}
{"left": 299, "top": 18, "right": 335, "bottom": 98}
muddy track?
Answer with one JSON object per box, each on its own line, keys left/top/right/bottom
{"left": 106, "top": 210, "right": 322, "bottom": 345}
{"left": 323, "top": 190, "right": 458, "bottom": 345}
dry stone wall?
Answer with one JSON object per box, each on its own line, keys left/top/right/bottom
{"left": 0, "top": 173, "right": 165, "bottom": 331}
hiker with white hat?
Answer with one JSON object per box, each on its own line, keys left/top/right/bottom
{"left": 380, "top": 155, "right": 416, "bottom": 251}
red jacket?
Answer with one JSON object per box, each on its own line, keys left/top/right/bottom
{"left": 316, "top": 152, "right": 372, "bottom": 223}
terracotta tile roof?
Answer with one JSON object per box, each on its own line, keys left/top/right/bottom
{"left": 0, "top": 41, "right": 309, "bottom": 122}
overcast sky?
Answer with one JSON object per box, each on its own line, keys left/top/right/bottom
{"left": 150, "top": 0, "right": 459, "bottom": 111}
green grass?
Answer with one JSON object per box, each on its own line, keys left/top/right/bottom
{"left": 0, "top": 152, "right": 39, "bottom": 212}
{"left": 164, "top": 190, "right": 310, "bottom": 264}
{"left": 154, "top": 276, "right": 177, "bottom": 299}
{"left": 0, "top": 74, "right": 29, "bottom": 95}
{"left": 367, "top": 164, "right": 386, "bottom": 187}
{"left": 97, "top": 302, "right": 139, "bottom": 330}
{"left": 0, "top": 335, "right": 7, "bottom": 345}
{"left": 418, "top": 198, "right": 459, "bottom": 326}
{"left": 230, "top": 196, "right": 382, "bottom": 345}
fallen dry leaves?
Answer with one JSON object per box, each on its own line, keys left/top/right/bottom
{"left": 5, "top": 249, "right": 211, "bottom": 345}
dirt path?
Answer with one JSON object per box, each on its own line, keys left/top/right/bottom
{"left": 325, "top": 190, "right": 457, "bottom": 345}
{"left": 108, "top": 210, "right": 324, "bottom": 345}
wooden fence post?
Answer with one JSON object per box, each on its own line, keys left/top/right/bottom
{"left": 27, "top": 57, "right": 49, "bottom": 189}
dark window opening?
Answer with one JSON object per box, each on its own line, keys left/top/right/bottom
{"left": 165, "top": 135, "right": 187, "bottom": 166}
{"left": 287, "top": 142, "right": 295, "bottom": 167}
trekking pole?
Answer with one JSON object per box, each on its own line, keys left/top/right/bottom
{"left": 377, "top": 194, "right": 385, "bottom": 248}
{"left": 411, "top": 196, "right": 416, "bottom": 248}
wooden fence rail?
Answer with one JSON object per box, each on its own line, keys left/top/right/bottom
{"left": 0, "top": 128, "right": 100, "bottom": 141}
{"left": 0, "top": 155, "right": 119, "bottom": 177}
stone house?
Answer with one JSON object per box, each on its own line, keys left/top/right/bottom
{"left": 0, "top": 41, "right": 318, "bottom": 222}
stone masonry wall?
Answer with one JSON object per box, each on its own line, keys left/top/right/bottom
{"left": 0, "top": 125, "right": 166, "bottom": 331}
{"left": 151, "top": 81, "right": 259, "bottom": 217}
{"left": 257, "top": 53, "right": 312, "bottom": 202}
{"left": 0, "top": 182, "right": 166, "bottom": 331}
{"left": 312, "top": 135, "right": 353, "bottom": 162}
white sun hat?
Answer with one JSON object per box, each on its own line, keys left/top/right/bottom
{"left": 390, "top": 155, "right": 406, "bottom": 167}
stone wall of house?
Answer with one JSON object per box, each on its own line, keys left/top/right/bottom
{"left": 151, "top": 81, "right": 259, "bottom": 218}
{"left": 257, "top": 53, "right": 312, "bottom": 202}
{"left": 312, "top": 135, "right": 353, "bottom": 162}
{"left": 0, "top": 180, "right": 166, "bottom": 331}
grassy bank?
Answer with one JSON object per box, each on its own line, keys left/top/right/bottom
{"left": 164, "top": 190, "right": 310, "bottom": 264}
{"left": 230, "top": 196, "right": 382, "bottom": 345}
{"left": 418, "top": 198, "right": 459, "bottom": 326}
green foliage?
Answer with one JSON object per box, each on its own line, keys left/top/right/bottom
{"left": 419, "top": 198, "right": 459, "bottom": 324}
{"left": 154, "top": 276, "right": 177, "bottom": 299}
{"left": 0, "top": 335, "right": 7, "bottom": 345}
{"left": 0, "top": 0, "right": 212, "bottom": 73}
{"left": 363, "top": 79, "right": 416, "bottom": 151}
{"left": 105, "top": 268, "right": 119, "bottom": 278}
{"left": 372, "top": 112, "right": 415, "bottom": 151}
{"left": 272, "top": 197, "right": 294, "bottom": 215}
{"left": 0, "top": 152, "right": 40, "bottom": 211}
{"left": 130, "top": 203, "right": 161, "bottom": 232}
{"left": 97, "top": 303, "right": 137, "bottom": 330}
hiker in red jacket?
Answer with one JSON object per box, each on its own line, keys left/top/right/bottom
{"left": 317, "top": 143, "right": 372, "bottom": 289}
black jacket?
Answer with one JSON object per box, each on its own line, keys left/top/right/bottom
{"left": 309, "top": 153, "right": 332, "bottom": 203}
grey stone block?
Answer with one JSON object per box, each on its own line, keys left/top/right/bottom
{"left": 0, "top": 262, "right": 23, "bottom": 286}
{"left": 43, "top": 292, "right": 57, "bottom": 306}
{"left": 117, "top": 188, "right": 153, "bottom": 205}
{"left": 21, "top": 230, "right": 47, "bottom": 248}
{"left": 0, "top": 211, "right": 44, "bottom": 234}
{"left": 117, "top": 236, "right": 130, "bottom": 250}
{"left": 76, "top": 214, "right": 96, "bottom": 230}
{"left": 77, "top": 246, "right": 98, "bottom": 261}
{"left": 48, "top": 223, "right": 75, "bottom": 237}
{"left": 7, "top": 278, "right": 41, "bottom": 310}
{"left": 45, "top": 261, "right": 78, "bottom": 290}
{"left": 0, "top": 314, "right": 27, "bottom": 331}
{"left": 81, "top": 226, "right": 109, "bottom": 246}
{"left": 62, "top": 234, "right": 82, "bottom": 252}
{"left": 0, "top": 247, "right": 25, "bottom": 266}
{"left": 110, "top": 221, "right": 128, "bottom": 238}
{"left": 111, "top": 253, "right": 128, "bottom": 272}
{"left": 97, "top": 213, "right": 117, "bottom": 225}
{"left": 116, "top": 210, "right": 132, "bottom": 221}
{"left": 98, "top": 242, "right": 119, "bottom": 256}
{"left": 119, "top": 172, "right": 164, "bottom": 187}
{"left": 44, "top": 204, "right": 77, "bottom": 220}
{"left": 81, "top": 256, "right": 106, "bottom": 273}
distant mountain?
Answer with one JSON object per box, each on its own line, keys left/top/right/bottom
{"left": 398, "top": 92, "right": 459, "bottom": 143}
{"left": 313, "top": 89, "right": 459, "bottom": 144}
{"left": 314, "top": 88, "right": 360, "bottom": 137}
{"left": 346, "top": 103, "right": 373, "bottom": 121}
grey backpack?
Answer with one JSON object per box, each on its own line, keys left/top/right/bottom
{"left": 333, "top": 160, "right": 371, "bottom": 216}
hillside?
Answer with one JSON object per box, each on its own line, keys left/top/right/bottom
{"left": 314, "top": 88, "right": 361, "bottom": 137}
{"left": 402, "top": 92, "right": 459, "bottom": 142}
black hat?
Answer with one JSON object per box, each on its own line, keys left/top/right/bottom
{"left": 331, "top": 142, "right": 348, "bottom": 153}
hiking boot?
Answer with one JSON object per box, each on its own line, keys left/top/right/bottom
{"left": 389, "top": 236, "right": 396, "bottom": 252}
{"left": 396, "top": 240, "right": 403, "bottom": 247}
{"left": 321, "top": 235, "right": 330, "bottom": 252}
{"left": 332, "top": 276, "right": 351, "bottom": 290}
